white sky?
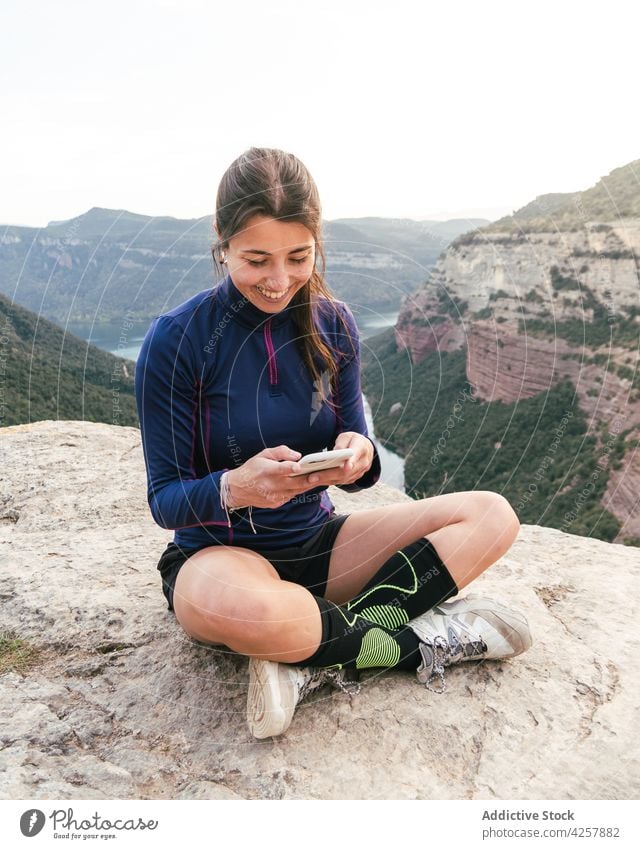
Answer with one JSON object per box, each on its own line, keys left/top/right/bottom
{"left": 2, "top": 0, "right": 638, "bottom": 228}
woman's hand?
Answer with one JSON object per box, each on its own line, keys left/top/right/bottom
{"left": 226, "top": 445, "right": 314, "bottom": 509}
{"left": 225, "top": 435, "right": 374, "bottom": 509}
{"left": 302, "top": 432, "right": 374, "bottom": 489}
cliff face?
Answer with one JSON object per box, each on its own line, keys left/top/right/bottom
{"left": 393, "top": 211, "right": 640, "bottom": 542}
{"left": 394, "top": 292, "right": 467, "bottom": 359}
{"left": 397, "top": 220, "right": 640, "bottom": 367}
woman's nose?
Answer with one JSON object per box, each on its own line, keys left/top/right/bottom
{"left": 265, "top": 268, "right": 289, "bottom": 288}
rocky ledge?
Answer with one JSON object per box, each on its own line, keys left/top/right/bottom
{"left": 1, "top": 421, "right": 638, "bottom": 799}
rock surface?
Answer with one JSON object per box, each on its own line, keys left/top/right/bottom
{"left": 1, "top": 420, "right": 639, "bottom": 800}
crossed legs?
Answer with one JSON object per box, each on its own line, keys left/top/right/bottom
{"left": 172, "top": 490, "right": 520, "bottom": 663}
{"left": 323, "top": 490, "right": 520, "bottom": 604}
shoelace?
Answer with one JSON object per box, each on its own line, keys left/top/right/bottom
{"left": 297, "top": 668, "right": 361, "bottom": 703}
{"left": 424, "top": 635, "right": 451, "bottom": 694}
{"left": 423, "top": 634, "right": 488, "bottom": 694}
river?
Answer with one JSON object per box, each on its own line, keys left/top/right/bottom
{"left": 359, "top": 311, "right": 405, "bottom": 491}
{"left": 68, "top": 308, "right": 406, "bottom": 491}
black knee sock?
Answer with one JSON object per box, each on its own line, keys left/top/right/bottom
{"left": 346, "top": 537, "right": 458, "bottom": 625}
{"left": 287, "top": 537, "right": 458, "bottom": 672}
{"left": 300, "top": 595, "right": 423, "bottom": 671}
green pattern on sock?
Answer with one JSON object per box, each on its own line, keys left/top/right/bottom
{"left": 355, "top": 627, "right": 402, "bottom": 669}
{"left": 291, "top": 540, "right": 454, "bottom": 673}
{"left": 358, "top": 604, "right": 410, "bottom": 630}
{"left": 345, "top": 549, "right": 418, "bottom": 614}
{"left": 331, "top": 605, "right": 359, "bottom": 628}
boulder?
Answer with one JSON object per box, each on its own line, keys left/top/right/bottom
{"left": 1, "top": 420, "right": 638, "bottom": 799}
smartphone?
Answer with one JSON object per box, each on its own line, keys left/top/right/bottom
{"left": 288, "top": 448, "right": 355, "bottom": 476}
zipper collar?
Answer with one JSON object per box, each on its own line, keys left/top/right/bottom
{"left": 216, "top": 273, "right": 297, "bottom": 330}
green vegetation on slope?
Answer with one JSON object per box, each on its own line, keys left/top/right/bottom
{"left": 522, "top": 269, "right": 640, "bottom": 352}
{"left": 467, "top": 158, "right": 640, "bottom": 233}
{"left": 0, "top": 292, "right": 138, "bottom": 428}
{"left": 361, "top": 328, "right": 623, "bottom": 542}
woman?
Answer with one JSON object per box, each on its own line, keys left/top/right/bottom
{"left": 134, "top": 147, "right": 532, "bottom": 740}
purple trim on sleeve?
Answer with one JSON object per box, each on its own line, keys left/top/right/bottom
{"left": 204, "top": 390, "right": 211, "bottom": 468}
{"left": 175, "top": 520, "right": 231, "bottom": 529}
{"left": 189, "top": 380, "right": 199, "bottom": 478}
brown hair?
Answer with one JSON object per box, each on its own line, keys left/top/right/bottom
{"left": 211, "top": 147, "right": 356, "bottom": 405}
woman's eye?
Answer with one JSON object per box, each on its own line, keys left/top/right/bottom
{"left": 246, "top": 257, "right": 310, "bottom": 267}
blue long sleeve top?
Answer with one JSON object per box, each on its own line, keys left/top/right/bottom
{"left": 134, "top": 273, "right": 381, "bottom": 552}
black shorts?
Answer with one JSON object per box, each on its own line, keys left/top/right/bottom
{"left": 157, "top": 512, "right": 351, "bottom": 612}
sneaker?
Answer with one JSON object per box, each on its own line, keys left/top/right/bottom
{"left": 407, "top": 593, "right": 533, "bottom": 693}
{"left": 246, "top": 658, "right": 360, "bottom": 739}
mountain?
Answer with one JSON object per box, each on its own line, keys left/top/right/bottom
{"left": 0, "top": 209, "right": 489, "bottom": 431}
{"left": 0, "top": 291, "right": 137, "bottom": 428}
{"left": 361, "top": 157, "right": 640, "bottom": 546}
{"left": 0, "top": 207, "right": 213, "bottom": 325}
{"left": 0, "top": 209, "right": 488, "bottom": 326}
{"left": 328, "top": 215, "right": 488, "bottom": 256}
{"left": 483, "top": 159, "right": 640, "bottom": 232}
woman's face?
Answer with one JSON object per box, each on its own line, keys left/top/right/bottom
{"left": 223, "top": 214, "right": 316, "bottom": 312}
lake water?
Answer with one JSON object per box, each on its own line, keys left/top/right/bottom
{"left": 68, "top": 307, "right": 406, "bottom": 491}
{"left": 66, "top": 319, "right": 148, "bottom": 363}
{"left": 359, "top": 311, "right": 406, "bottom": 490}
{"left": 67, "top": 308, "right": 399, "bottom": 358}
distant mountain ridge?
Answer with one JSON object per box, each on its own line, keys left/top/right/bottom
{"left": 483, "top": 158, "right": 640, "bottom": 232}
{"left": 0, "top": 210, "right": 487, "bottom": 325}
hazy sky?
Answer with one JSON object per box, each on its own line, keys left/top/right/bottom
{"left": 2, "top": 0, "right": 638, "bottom": 228}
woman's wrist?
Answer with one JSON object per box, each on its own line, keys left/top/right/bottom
{"left": 363, "top": 436, "right": 375, "bottom": 468}
{"left": 219, "top": 470, "right": 257, "bottom": 534}
{"left": 224, "top": 469, "right": 248, "bottom": 509}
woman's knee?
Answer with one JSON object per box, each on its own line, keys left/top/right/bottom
{"left": 172, "top": 547, "right": 284, "bottom": 645}
{"left": 472, "top": 490, "right": 520, "bottom": 547}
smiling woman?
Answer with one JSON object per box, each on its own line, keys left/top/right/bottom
{"left": 134, "top": 146, "right": 530, "bottom": 742}
{"left": 210, "top": 148, "right": 353, "bottom": 407}
{"left": 220, "top": 215, "right": 315, "bottom": 307}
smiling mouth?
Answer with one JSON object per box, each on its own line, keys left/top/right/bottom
{"left": 255, "top": 284, "right": 291, "bottom": 301}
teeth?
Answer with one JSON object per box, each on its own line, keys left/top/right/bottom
{"left": 256, "top": 285, "right": 289, "bottom": 301}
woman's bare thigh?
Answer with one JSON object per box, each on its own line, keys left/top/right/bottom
{"left": 324, "top": 491, "right": 519, "bottom": 605}
{"left": 172, "top": 545, "right": 323, "bottom": 660}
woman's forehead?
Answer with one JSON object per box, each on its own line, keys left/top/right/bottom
{"left": 232, "top": 214, "right": 315, "bottom": 251}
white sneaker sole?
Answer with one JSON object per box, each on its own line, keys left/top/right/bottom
{"left": 246, "top": 658, "right": 297, "bottom": 739}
